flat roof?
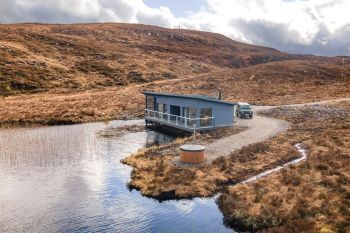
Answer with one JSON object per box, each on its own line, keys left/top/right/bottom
{"left": 142, "top": 91, "right": 236, "bottom": 106}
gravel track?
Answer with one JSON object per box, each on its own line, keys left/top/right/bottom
{"left": 205, "top": 98, "right": 350, "bottom": 162}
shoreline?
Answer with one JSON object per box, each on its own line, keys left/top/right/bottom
{"left": 1, "top": 97, "right": 348, "bottom": 129}
{"left": 126, "top": 149, "right": 303, "bottom": 201}
{"left": 121, "top": 121, "right": 300, "bottom": 200}
{"left": 0, "top": 116, "right": 143, "bottom": 129}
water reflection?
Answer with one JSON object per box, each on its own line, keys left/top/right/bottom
{"left": 0, "top": 120, "right": 232, "bottom": 233}
{"left": 145, "top": 130, "right": 176, "bottom": 147}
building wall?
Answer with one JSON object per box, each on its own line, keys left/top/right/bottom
{"left": 195, "top": 98, "right": 234, "bottom": 127}
{"left": 149, "top": 95, "right": 234, "bottom": 127}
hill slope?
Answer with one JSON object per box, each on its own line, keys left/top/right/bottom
{"left": 0, "top": 23, "right": 299, "bottom": 95}
{"left": 0, "top": 23, "right": 349, "bottom": 126}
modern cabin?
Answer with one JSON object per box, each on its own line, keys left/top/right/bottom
{"left": 143, "top": 91, "right": 236, "bottom": 132}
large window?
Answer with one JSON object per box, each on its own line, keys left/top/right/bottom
{"left": 170, "top": 105, "right": 181, "bottom": 116}
{"left": 146, "top": 96, "right": 155, "bottom": 110}
{"left": 183, "top": 107, "right": 197, "bottom": 127}
{"left": 157, "top": 103, "right": 167, "bottom": 113}
{"left": 157, "top": 103, "right": 168, "bottom": 120}
{"left": 169, "top": 105, "right": 181, "bottom": 123}
{"left": 183, "top": 107, "right": 196, "bottom": 119}
{"left": 200, "top": 108, "right": 213, "bottom": 127}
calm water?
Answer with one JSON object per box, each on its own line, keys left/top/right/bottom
{"left": 0, "top": 120, "right": 232, "bottom": 233}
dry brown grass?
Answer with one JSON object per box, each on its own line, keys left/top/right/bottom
{"left": 121, "top": 127, "right": 248, "bottom": 199}
{"left": 1, "top": 23, "right": 349, "bottom": 232}
{"left": 0, "top": 23, "right": 290, "bottom": 96}
{"left": 121, "top": 123, "right": 302, "bottom": 200}
{"left": 0, "top": 24, "right": 349, "bottom": 127}
{"left": 218, "top": 102, "right": 350, "bottom": 233}
{"left": 144, "top": 60, "right": 350, "bottom": 105}
{"left": 1, "top": 60, "right": 349, "bottom": 128}
{"left": 0, "top": 86, "right": 144, "bottom": 127}
{"left": 0, "top": 73, "right": 203, "bottom": 127}
{"left": 97, "top": 124, "right": 145, "bottom": 138}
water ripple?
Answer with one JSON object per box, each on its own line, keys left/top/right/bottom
{"left": 0, "top": 120, "right": 232, "bottom": 233}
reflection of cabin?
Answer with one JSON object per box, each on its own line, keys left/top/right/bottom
{"left": 143, "top": 91, "right": 236, "bottom": 132}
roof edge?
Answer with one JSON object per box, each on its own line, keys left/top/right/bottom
{"left": 142, "top": 91, "right": 236, "bottom": 106}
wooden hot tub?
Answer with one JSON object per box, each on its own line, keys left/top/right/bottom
{"left": 179, "top": 145, "right": 206, "bottom": 164}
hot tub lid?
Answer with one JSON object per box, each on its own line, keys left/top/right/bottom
{"left": 180, "top": 144, "right": 205, "bottom": 152}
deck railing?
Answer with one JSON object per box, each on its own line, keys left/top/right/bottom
{"left": 145, "top": 109, "right": 215, "bottom": 130}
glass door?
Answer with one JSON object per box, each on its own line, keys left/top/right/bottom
{"left": 200, "top": 108, "right": 213, "bottom": 127}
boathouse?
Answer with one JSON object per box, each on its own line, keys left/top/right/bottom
{"left": 143, "top": 91, "right": 236, "bottom": 132}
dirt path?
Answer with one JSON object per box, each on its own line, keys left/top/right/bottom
{"left": 205, "top": 98, "right": 350, "bottom": 162}
{"left": 253, "top": 97, "right": 350, "bottom": 111}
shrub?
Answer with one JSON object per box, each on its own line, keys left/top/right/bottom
{"left": 162, "top": 72, "right": 176, "bottom": 79}
{"left": 213, "top": 157, "right": 230, "bottom": 172}
{"left": 155, "top": 159, "right": 164, "bottom": 176}
{"left": 319, "top": 178, "right": 337, "bottom": 189}
{"left": 315, "top": 163, "right": 329, "bottom": 170}
{"left": 254, "top": 185, "right": 268, "bottom": 203}
{"left": 231, "top": 142, "right": 269, "bottom": 163}
{"left": 282, "top": 170, "right": 301, "bottom": 186}
{"left": 270, "top": 194, "right": 283, "bottom": 207}
{"left": 337, "top": 174, "right": 350, "bottom": 185}
{"left": 128, "top": 71, "right": 145, "bottom": 82}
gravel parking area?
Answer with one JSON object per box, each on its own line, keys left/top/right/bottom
{"left": 205, "top": 112, "right": 290, "bottom": 162}
{"left": 205, "top": 98, "right": 350, "bottom": 162}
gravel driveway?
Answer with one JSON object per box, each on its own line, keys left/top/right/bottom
{"left": 205, "top": 110, "right": 290, "bottom": 162}
{"left": 205, "top": 98, "right": 350, "bottom": 162}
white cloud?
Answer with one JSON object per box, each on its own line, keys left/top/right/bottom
{"left": 179, "top": 0, "right": 350, "bottom": 55}
{"left": 136, "top": 6, "right": 176, "bottom": 28}
{"left": 0, "top": 0, "right": 350, "bottom": 55}
{"left": 0, "top": 0, "right": 177, "bottom": 26}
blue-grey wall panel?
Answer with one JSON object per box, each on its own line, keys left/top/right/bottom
{"left": 148, "top": 95, "right": 234, "bottom": 127}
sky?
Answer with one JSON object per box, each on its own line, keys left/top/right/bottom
{"left": 1, "top": 0, "right": 350, "bottom": 56}
{"left": 144, "top": 0, "right": 205, "bottom": 17}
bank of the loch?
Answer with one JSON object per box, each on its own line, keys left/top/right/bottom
{"left": 121, "top": 124, "right": 301, "bottom": 200}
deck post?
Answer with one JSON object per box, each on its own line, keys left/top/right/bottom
{"left": 193, "top": 124, "right": 196, "bottom": 143}
{"left": 145, "top": 95, "right": 147, "bottom": 111}
{"left": 176, "top": 116, "right": 178, "bottom": 126}
{"left": 185, "top": 118, "right": 187, "bottom": 127}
